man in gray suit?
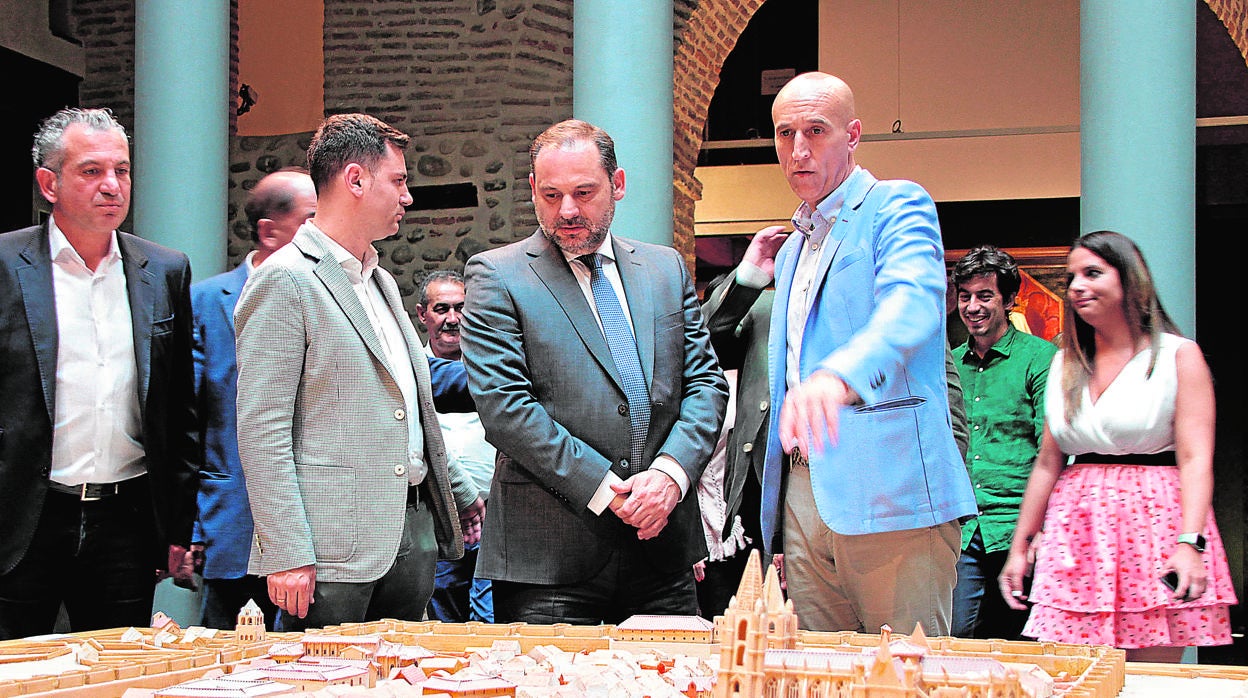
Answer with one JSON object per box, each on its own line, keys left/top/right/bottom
{"left": 460, "top": 119, "right": 728, "bottom": 624}
{"left": 235, "top": 114, "right": 483, "bottom": 631}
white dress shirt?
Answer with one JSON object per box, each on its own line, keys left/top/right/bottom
{"left": 785, "top": 167, "right": 854, "bottom": 390}
{"left": 48, "top": 217, "right": 146, "bottom": 486}
{"left": 558, "top": 234, "right": 691, "bottom": 514}
{"left": 317, "top": 225, "right": 426, "bottom": 485}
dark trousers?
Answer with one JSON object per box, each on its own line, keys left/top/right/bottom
{"left": 276, "top": 502, "right": 437, "bottom": 632}
{"left": 493, "top": 545, "right": 699, "bottom": 625}
{"left": 426, "top": 542, "right": 494, "bottom": 623}
{"left": 201, "top": 575, "right": 279, "bottom": 630}
{"left": 952, "top": 528, "right": 1031, "bottom": 640}
{"left": 696, "top": 469, "right": 763, "bottom": 620}
{"left": 0, "top": 483, "right": 155, "bottom": 639}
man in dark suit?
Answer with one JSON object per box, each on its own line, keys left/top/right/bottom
{"left": 191, "top": 168, "right": 316, "bottom": 629}
{"left": 460, "top": 119, "right": 728, "bottom": 624}
{"left": 0, "top": 107, "right": 199, "bottom": 639}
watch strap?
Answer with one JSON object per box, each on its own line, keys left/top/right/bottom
{"left": 1177, "top": 532, "right": 1207, "bottom": 552}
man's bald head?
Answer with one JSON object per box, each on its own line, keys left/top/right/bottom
{"left": 771, "top": 72, "right": 862, "bottom": 207}
{"left": 245, "top": 168, "right": 316, "bottom": 265}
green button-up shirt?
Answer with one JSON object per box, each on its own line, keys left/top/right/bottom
{"left": 954, "top": 325, "right": 1057, "bottom": 553}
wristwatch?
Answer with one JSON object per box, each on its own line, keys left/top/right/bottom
{"left": 1177, "top": 532, "right": 1207, "bottom": 553}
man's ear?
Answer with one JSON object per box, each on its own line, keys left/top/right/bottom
{"left": 611, "top": 167, "right": 626, "bottom": 201}
{"left": 256, "top": 219, "right": 281, "bottom": 252}
{"left": 35, "top": 167, "right": 59, "bottom": 204}
{"left": 343, "top": 163, "right": 366, "bottom": 197}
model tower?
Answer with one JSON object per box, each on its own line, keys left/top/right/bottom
{"left": 714, "top": 549, "right": 797, "bottom": 698}
{"left": 236, "top": 598, "right": 267, "bottom": 644}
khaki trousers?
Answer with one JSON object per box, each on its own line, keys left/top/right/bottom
{"left": 782, "top": 457, "right": 961, "bottom": 634}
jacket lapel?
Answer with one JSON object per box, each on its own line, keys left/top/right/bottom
{"left": 222, "top": 262, "right": 249, "bottom": 334}
{"left": 295, "top": 228, "right": 396, "bottom": 380}
{"left": 524, "top": 232, "right": 622, "bottom": 388}
{"left": 118, "top": 234, "right": 155, "bottom": 412}
{"left": 612, "top": 237, "right": 654, "bottom": 386}
{"left": 15, "top": 225, "right": 58, "bottom": 425}
{"left": 811, "top": 167, "right": 878, "bottom": 291}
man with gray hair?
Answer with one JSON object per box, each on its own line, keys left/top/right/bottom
{"left": 417, "top": 269, "right": 495, "bottom": 623}
{"left": 0, "top": 107, "right": 199, "bottom": 638}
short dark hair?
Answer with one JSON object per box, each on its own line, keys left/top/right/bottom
{"left": 529, "top": 119, "right": 617, "bottom": 180}
{"left": 244, "top": 167, "right": 311, "bottom": 243}
{"left": 306, "top": 114, "right": 410, "bottom": 192}
{"left": 419, "top": 270, "right": 464, "bottom": 305}
{"left": 952, "top": 245, "right": 1021, "bottom": 301}
{"left": 32, "top": 108, "right": 129, "bottom": 173}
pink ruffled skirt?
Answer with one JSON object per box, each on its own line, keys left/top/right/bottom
{"left": 1023, "top": 463, "right": 1237, "bottom": 649}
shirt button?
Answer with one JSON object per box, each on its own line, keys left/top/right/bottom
{"left": 978, "top": 367, "right": 984, "bottom": 372}
{"left": 394, "top": 464, "right": 406, "bottom": 477}
{"left": 974, "top": 455, "right": 981, "bottom": 460}
{"left": 974, "top": 396, "right": 981, "bottom": 402}
{"left": 974, "top": 425, "right": 980, "bottom": 430}
{"left": 394, "top": 409, "right": 405, "bottom": 420}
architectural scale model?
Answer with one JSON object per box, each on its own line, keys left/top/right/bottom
{"left": 0, "top": 551, "right": 1133, "bottom": 698}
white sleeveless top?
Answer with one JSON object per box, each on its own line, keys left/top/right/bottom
{"left": 1045, "top": 333, "right": 1187, "bottom": 457}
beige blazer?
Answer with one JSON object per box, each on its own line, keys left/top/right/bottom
{"left": 234, "top": 224, "right": 464, "bottom": 583}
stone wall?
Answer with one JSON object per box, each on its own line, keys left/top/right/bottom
{"left": 314, "top": 0, "right": 574, "bottom": 313}
{"left": 76, "top": 1, "right": 1248, "bottom": 307}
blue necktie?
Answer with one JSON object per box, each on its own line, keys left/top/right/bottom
{"left": 580, "top": 253, "right": 650, "bottom": 475}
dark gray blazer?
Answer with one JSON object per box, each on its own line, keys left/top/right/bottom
{"left": 0, "top": 223, "right": 199, "bottom": 575}
{"left": 461, "top": 231, "right": 728, "bottom": 585}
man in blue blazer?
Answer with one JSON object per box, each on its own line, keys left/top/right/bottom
{"left": 763, "top": 73, "right": 977, "bottom": 635}
{"left": 0, "top": 108, "right": 199, "bottom": 638}
{"left": 191, "top": 169, "right": 316, "bottom": 629}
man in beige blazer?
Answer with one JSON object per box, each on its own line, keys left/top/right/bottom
{"left": 235, "top": 114, "right": 483, "bottom": 631}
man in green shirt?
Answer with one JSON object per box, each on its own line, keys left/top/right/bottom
{"left": 950, "top": 245, "right": 1057, "bottom": 640}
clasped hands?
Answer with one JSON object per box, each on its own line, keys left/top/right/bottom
{"left": 609, "top": 470, "right": 680, "bottom": 540}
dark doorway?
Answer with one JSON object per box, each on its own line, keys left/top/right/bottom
{"left": 0, "top": 47, "right": 80, "bottom": 232}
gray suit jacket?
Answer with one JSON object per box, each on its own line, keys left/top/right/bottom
{"left": 234, "top": 224, "right": 473, "bottom": 584}
{"left": 461, "top": 231, "right": 728, "bottom": 585}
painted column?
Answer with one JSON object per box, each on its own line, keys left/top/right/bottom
{"left": 574, "top": 0, "right": 674, "bottom": 246}
{"left": 1081, "top": 1, "right": 1196, "bottom": 333}
{"left": 134, "top": 0, "right": 230, "bottom": 280}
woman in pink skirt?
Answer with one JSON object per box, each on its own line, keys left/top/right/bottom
{"left": 999, "top": 231, "right": 1236, "bottom": 662}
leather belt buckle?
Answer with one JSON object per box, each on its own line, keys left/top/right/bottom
{"left": 789, "top": 450, "right": 809, "bottom": 470}
{"left": 48, "top": 481, "right": 123, "bottom": 501}
{"left": 79, "top": 482, "right": 121, "bottom": 501}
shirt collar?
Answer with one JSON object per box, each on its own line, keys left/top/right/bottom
{"left": 792, "top": 165, "right": 858, "bottom": 245}
{"left": 48, "top": 215, "right": 122, "bottom": 270}
{"left": 961, "top": 323, "right": 1019, "bottom": 362}
{"left": 310, "top": 221, "right": 380, "bottom": 284}
{"left": 560, "top": 231, "right": 617, "bottom": 266}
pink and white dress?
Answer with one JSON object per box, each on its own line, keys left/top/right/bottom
{"left": 1024, "top": 334, "right": 1237, "bottom": 649}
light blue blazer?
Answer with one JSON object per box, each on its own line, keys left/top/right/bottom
{"left": 762, "top": 167, "right": 976, "bottom": 551}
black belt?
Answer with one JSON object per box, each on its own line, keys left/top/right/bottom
{"left": 47, "top": 477, "right": 142, "bottom": 501}
{"left": 1072, "top": 451, "right": 1176, "bottom": 466}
